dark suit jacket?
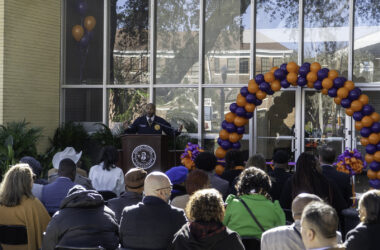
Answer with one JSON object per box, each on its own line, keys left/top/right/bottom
{"left": 125, "top": 115, "right": 180, "bottom": 136}
{"left": 107, "top": 191, "right": 143, "bottom": 223}
{"left": 269, "top": 168, "right": 293, "bottom": 201}
{"left": 346, "top": 223, "right": 380, "bottom": 250}
{"left": 321, "top": 164, "right": 352, "bottom": 206}
{"left": 41, "top": 177, "right": 76, "bottom": 214}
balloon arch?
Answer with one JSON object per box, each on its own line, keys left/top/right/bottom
{"left": 215, "top": 61, "right": 380, "bottom": 189}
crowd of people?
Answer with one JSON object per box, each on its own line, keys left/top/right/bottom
{"left": 0, "top": 145, "right": 379, "bottom": 250}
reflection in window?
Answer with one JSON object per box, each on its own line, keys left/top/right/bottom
{"left": 65, "top": 89, "right": 103, "bottom": 122}
{"left": 261, "top": 58, "right": 271, "bottom": 74}
{"left": 227, "top": 59, "right": 236, "bottom": 74}
{"left": 239, "top": 58, "right": 249, "bottom": 74}
{"left": 354, "top": 0, "right": 380, "bottom": 83}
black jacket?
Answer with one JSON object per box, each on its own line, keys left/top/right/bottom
{"left": 269, "top": 168, "right": 292, "bottom": 201}
{"left": 107, "top": 191, "right": 143, "bottom": 223}
{"left": 345, "top": 223, "right": 380, "bottom": 250}
{"left": 125, "top": 115, "right": 180, "bottom": 136}
{"left": 42, "top": 186, "right": 119, "bottom": 250}
{"left": 169, "top": 223, "right": 245, "bottom": 250}
{"left": 321, "top": 164, "right": 352, "bottom": 206}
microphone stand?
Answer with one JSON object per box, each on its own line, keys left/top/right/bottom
{"left": 153, "top": 121, "right": 179, "bottom": 166}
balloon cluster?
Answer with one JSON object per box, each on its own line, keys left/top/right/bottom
{"left": 181, "top": 143, "right": 204, "bottom": 170}
{"left": 71, "top": 0, "right": 96, "bottom": 82}
{"left": 215, "top": 61, "right": 380, "bottom": 189}
{"left": 335, "top": 149, "right": 366, "bottom": 175}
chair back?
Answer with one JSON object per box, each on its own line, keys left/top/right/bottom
{"left": 283, "top": 208, "right": 294, "bottom": 225}
{"left": 0, "top": 225, "right": 28, "bottom": 245}
{"left": 241, "top": 236, "right": 261, "bottom": 250}
{"left": 55, "top": 246, "right": 105, "bottom": 250}
{"left": 98, "top": 190, "right": 117, "bottom": 201}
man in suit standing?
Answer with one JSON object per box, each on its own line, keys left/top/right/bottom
{"left": 318, "top": 146, "right": 352, "bottom": 206}
{"left": 124, "top": 103, "right": 183, "bottom": 135}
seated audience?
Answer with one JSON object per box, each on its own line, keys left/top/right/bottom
{"left": 107, "top": 167, "right": 147, "bottom": 223}
{"left": 165, "top": 166, "right": 188, "bottom": 200}
{"left": 0, "top": 164, "right": 50, "bottom": 250}
{"left": 221, "top": 150, "right": 245, "bottom": 195}
{"left": 20, "top": 156, "right": 45, "bottom": 200}
{"left": 195, "top": 152, "right": 229, "bottom": 198}
{"left": 119, "top": 171, "right": 187, "bottom": 250}
{"left": 42, "top": 185, "right": 119, "bottom": 250}
{"left": 169, "top": 189, "right": 245, "bottom": 250}
{"left": 269, "top": 149, "right": 292, "bottom": 201}
{"left": 301, "top": 201, "right": 344, "bottom": 250}
{"left": 261, "top": 193, "right": 323, "bottom": 250}
{"left": 89, "top": 145, "right": 125, "bottom": 196}
{"left": 245, "top": 153, "right": 267, "bottom": 172}
{"left": 49, "top": 147, "right": 92, "bottom": 189}
{"left": 223, "top": 167, "right": 285, "bottom": 239}
{"left": 171, "top": 169, "right": 209, "bottom": 209}
{"left": 319, "top": 145, "right": 352, "bottom": 206}
{"left": 345, "top": 190, "right": 380, "bottom": 250}
{"left": 280, "top": 152, "right": 348, "bottom": 214}
{"left": 41, "top": 159, "right": 77, "bottom": 215}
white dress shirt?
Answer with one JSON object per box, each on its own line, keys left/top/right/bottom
{"left": 89, "top": 162, "right": 125, "bottom": 196}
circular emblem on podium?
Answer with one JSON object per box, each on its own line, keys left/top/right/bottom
{"left": 131, "top": 145, "right": 156, "bottom": 169}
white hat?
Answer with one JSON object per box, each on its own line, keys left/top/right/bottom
{"left": 52, "top": 147, "right": 82, "bottom": 169}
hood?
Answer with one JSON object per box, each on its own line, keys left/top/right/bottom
{"left": 60, "top": 185, "right": 104, "bottom": 209}
{"left": 180, "top": 223, "right": 231, "bottom": 249}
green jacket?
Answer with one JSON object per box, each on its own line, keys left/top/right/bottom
{"left": 223, "top": 194, "right": 285, "bottom": 238}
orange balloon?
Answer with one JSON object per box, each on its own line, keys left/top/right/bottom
{"left": 371, "top": 112, "right": 380, "bottom": 122}
{"left": 322, "top": 78, "right": 333, "bottom": 89}
{"left": 355, "top": 121, "right": 363, "bottom": 131}
{"left": 264, "top": 72, "right": 275, "bottom": 83}
{"left": 350, "top": 100, "right": 363, "bottom": 112}
{"left": 362, "top": 116, "right": 374, "bottom": 127}
{"left": 245, "top": 103, "right": 256, "bottom": 113}
{"left": 219, "top": 129, "right": 229, "bottom": 140}
{"left": 72, "top": 25, "right": 84, "bottom": 42}
{"left": 328, "top": 70, "right": 339, "bottom": 80}
{"left": 84, "top": 16, "right": 96, "bottom": 31}
{"left": 238, "top": 134, "right": 243, "bottom": 140}
{"left": 334, "top": 97, "right": 342, "bottom": 105}
{"left": 229, "top": 132, "right": 240, "bottom": 143}
{"left": 225, "top": 112, "right": 236, "bottom": 123}
{"left": 369, "top": 133, "right": 380, "bottom": 145}
{"left": 361, "top": 137, "right": 370, "bottom": 146}
{"left": 365, "top": 153, "right": 375, "bottom": 163}
{"left": 368, "top": 169, "right": 377, "bottom": 180}
{"left": 236, "top": 94, "right": 247, "bottom": 107}
{"left": 374, "top": 151, "right": 380, "bottom": 162}
{"left": 321, "top": 88, "right": 328, "bottom": 95}
{"left": 234, "top": 116, "right": 247, "bottom": 127}
{"left": 337, "top": 87, "right": 349, "bottom": 99}
{"left": 377, "top": 171, "right": 380, "bottom": 180}
{"left": 310, "top": 62, "right": 321, "bottom": 72}
{"left": 306, "top": 72, "right": 318, "bottom": 83}
{"left": 270, "top": 67, "right": 279, "bottom": 73}
{"left": 214, "top": 165, "right": 225, "bottom": 175}
{"left": 344, "top": 81, "right": 355, "bottom": 91}
{"left": 248, "top": 79, "right": 259, "bottom": 94}
{"left": 287, "top": 72, "right": 298, "bottom": 85}
{"left": 271, "top": 80, "right": 281, "bottom": 91}
{"left": 256, "top": 90, "right": 267, "bottom": 100}
{"left": 358, "top": 94, "right": 369, "bottom": 105}
{"left": 307, "top": 81, "right": 314, "bottom": 88}
{"left": 345, "top": 108, "right": 354, "bottom": 116}
{"left": 286, "top": 62, "right": 299, "bottom": 73}
{"left": 215, "top": 147, "right": 227, "bottom": 159}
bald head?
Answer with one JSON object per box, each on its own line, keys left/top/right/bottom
{"left": 292, "top": 193, "right": 322, "bottom": 220}
{"left": 144, "top": 171, "right": 172, "bottom": 201}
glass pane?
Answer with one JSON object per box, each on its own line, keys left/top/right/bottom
{"left": 111, "top": 0, "right": 149, "bottom": 85}
{"left": 65, "top": 0, "right": 104, "bottom": 84}
{"left": 204, "top": 138, "right": 249, "bottom": 153}
{"left": 205, "top": 0, "right": 251, "bottom": 84}
{"left": 256, "top": 91, "right": 295, "bottom": 161}
{"left": 256, "top": 0, "right": 298, "bottom": 75}
{"left": 65, "top": 89, "right": 102, "bottom": 122}
{"left": 204, "top": 88, "right": 249, "bottom": 134}
{"left": 304, "top": 91, "right": 345, "bottom": 155}
{"left": 156, "top": 0, "right": 199, "bottom": 84}
{"left": 107, "top": 88, "right": 149, "bottom": 129}
{"left": 155, "top": 88, "right": 198, "bottom": 134}
{"left": 354, "top": 1, "right": 380, "bottom": 83}
{"left": 304, "top": 0, "right": 349, "bottom": 76}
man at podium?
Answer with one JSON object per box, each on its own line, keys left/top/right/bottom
{"left": 124, "top": 103, "right": 183, "bottom": 136}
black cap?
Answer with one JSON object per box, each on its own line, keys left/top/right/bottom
{"left": 273, "top": 150, "right": 289, "bottom": 164}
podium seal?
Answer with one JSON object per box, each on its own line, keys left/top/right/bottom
{"left": 131, "top": 144, "right": 156, "bottom": 169}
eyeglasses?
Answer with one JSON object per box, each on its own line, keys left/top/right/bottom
{"left": 156, "top": 185, "right": 173, "bottom": 192}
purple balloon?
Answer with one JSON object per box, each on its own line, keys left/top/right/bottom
{"left": 321, "top": 68, "right": 329, "bottom": 73}
{"left": 254, "top": 98, "right": 262, "bottom": 106}
{"left": 341, "top": 98, "right": 352, "bottom": 108}
{"left": 361, "top": 127, "right": 372, "bottom": 137}
{"left": 240, "top": 87, "right": 249, "bottom": 97}
{"left": 299, "top": 66, "right": 309, "bottom": 77}
{"left": 220, "top": 140, "right": 232, "bottom": 150}
{"left": 222, "top": 120, "right": 228, "bottom": 130}
{"left": 372, "top": 122, "right": 380, "bottom": 133}
{"left": 235, "top": 107, "right": 246, "bottom": 117}
{"left": 259, "top": 82, "right": 271, "bottom": 92}
{"left": 226, "top": 123, "right": 237, "bottom": 133}
{"left": 246, "top": 94, "right": 256, "bottom": 104}
{"left": 362, "top": 105, "right": 374, "bottom": 116}
{"left": 280, "top": 79, "right": 290, "bottom": 88}
{"left": 274, "top": 69, "right": 286, "bottom": 80}
{"left": 297, "top": 77, "right": 307, "bottom": 87}
{"left": 280, "top": 63, "right": 288, "bottom": 72}
{"left": 237, "top": 126, "right": 245, "bottom": 134}
{"left": 353, "top": 111, "right": 364, "bottom": 121}
{"left": 79, "top": 33, "right": 90, "bottom": 48}
{"left": 369, "top": 179, "right": 380, "bottom": 189}
{"left": 348, "top": 88, "right": 361, "bottom": 101}
{"left": 369, "top": 161, "right": 380, "bottom": 171}
{"left": 328, "top": 88, "right": 338, "bottom": 97}
{"left": 217, "top": 138, "right": 222, "bottom": 145}
{"left": 302, "top": 62, "right": 311, "bottom": 69}
{"left": 229, "top": 103, "right": 238, "bottom": 113}
{"left": 266, "top": 89, "right": 275, "bottom": 95}
{"left": 317, "top": 69, "right": 328, "bottom": 80}
{"left": 255, "top": 74, "right": 265, "bottom": 84}
{"left": 78, "top": 1, "right": 88, "bottom": 16}
{"left": 245, "top": 112, "right": 253, "bottom": 119}
{"left": 366, "top": 144, "right": 377, "bottom": 154}
{"left": 377, "top": 143, "right": 380, "bottom": 151}
{"left": 232, "top": 141, "right": 241, "bottom": 149}
{"left": 333, "top": 77, "right": 345, "bottom": 89}
{"left": 314, "top": 80, "right": 322, "bottom": 90}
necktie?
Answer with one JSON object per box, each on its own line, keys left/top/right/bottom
{"left": 148, "top": 118, "right": 152, "bottom": 126}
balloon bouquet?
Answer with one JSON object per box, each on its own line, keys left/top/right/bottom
{"left": 71, "top": 0, "right": 96, "bottom": 83}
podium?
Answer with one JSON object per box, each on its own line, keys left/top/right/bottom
{"left": 121, "top": 134, "right": 169, "bottom": 173}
